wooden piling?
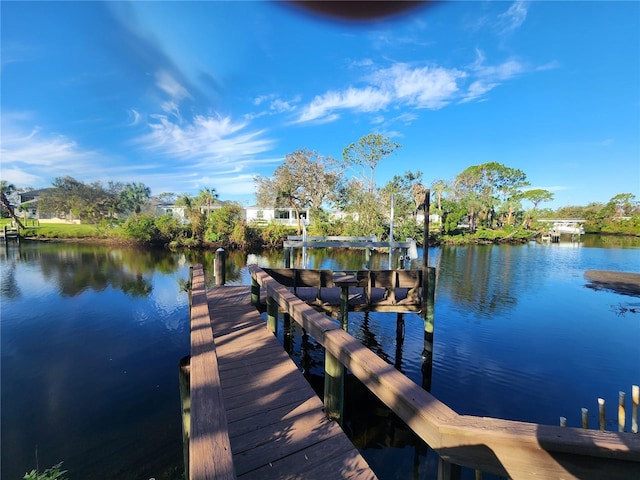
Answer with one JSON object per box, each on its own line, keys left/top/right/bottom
{"left": 214, "top": 248, "right": 226, "bottom": 286}
{"left": 437, "top": 458, "right": 461, "bottom": 480}
{"left": 633, "top": 385, "right": 639, "bottom": 434}
{"left": 619, "top": 391, "right": 626, "bottom": 432}
{"left": 421, "top": 267, "right": 436, "bottom": 392}
{"left": 179, "top": 356, "right": 191, "bottom": 480}
{"left": 324, "top": 348, "right": 344, "bottom": 426}
{"left": 266, "top": 295, "right": 278, "bottom": 334}
{"left": 188, "top": 266, "right": 194, "bottom": 310}
{"left": 250, "top": 277, "right": 260, "bottom": 307}
{"left": 582, "top": 408, "right": 589, "bottom": 429}
{"left": 282, "top": 312, "right": 292, "bottom": 353}
{"left": 421, "top": 190, "right": 431, "bottom": 315}
{"left": 598, "top": 397, "right": 606, "bottom": 430}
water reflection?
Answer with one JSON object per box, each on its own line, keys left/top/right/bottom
{"left": 2, "top": 237, "right": 639, "bottom": 480}
{"left": 2, "top": 242, "right": 190, "bottom": 297}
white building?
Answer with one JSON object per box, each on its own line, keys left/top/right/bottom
{"left": 244, "top": 206, "right": 310, "bottom": 226}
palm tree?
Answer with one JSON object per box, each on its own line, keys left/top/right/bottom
{"left": 0, "top": 180, "right": 25, "bottom": 228}
{"left": 120, "top": 182, "right": 151, "bottom": 217}
{"left": 197, "top": 187, "right": 218, "bottom": 216}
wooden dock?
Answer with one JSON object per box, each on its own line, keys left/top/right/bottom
{"left": 188, "top": 262, "right": 640, "bottom": 480}
{"left": 0, "top": 225, "right": 20, "bottom": 242}
{"left": 189, "top": 265, "right": 376, "bottom": 479}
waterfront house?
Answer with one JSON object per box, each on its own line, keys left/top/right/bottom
{"left": 244, "top": 206, "right": 310, "bottom": 226}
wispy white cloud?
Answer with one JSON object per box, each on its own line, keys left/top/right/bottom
{"left": 156, "top": 70, "right": 191, "bottom": 102}
{"left": 371, "top": 63, "right": 466, "bottom": 109}
{"left": 497, "top": 1, "right": 529, "bottom": 34}
{"left": 1, "top": 126, "right": 98, "bottom": 167}
{"left": 296, "top": 87, "right": 391, "bottom": 123}
{"left": 461, "top": 50, "right": 526, "bottom": 102}
{"left": 138, "top": 113, "right": 276, "bottom": 169}
{"left": 294, "top": 60, "right": 483, "bottom": 123}
{"left": 249, "top": 94, "right": 300, "bottom": 119}
{"left": 0, "top": 122, "right": 114, "bottom": 187}
{"left": 0, "top": 166, "right": 42, "bottom": 186}
{"left": 127, "top": 109, "right": 142, "bottom": 126}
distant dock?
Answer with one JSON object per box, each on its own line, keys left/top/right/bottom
{"left": 0, "top": 225, "right": 20, "bottom": 242}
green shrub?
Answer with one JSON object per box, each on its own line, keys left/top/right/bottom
{"left": 118, "top": 214, "right": 158, "bottom": 242}
{"left": 205, "top": 205, "right": 243, "bottom": 243}
{"left": 260, "top": 222, "right": 293, "bottom": 248}
{"left": 154, "top": 213, "right": 181, "bottom": 242}
{"left": 23, "top": 462, "right": 68, "bottom": 480}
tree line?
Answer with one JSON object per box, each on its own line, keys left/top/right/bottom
{"left": 1, "top": 133, "right": 638, "bottom": 247}
{"left": 254, "top": 134, "right": 639, "bottom": 241}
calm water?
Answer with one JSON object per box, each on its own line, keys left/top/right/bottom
{"left": 1, "top": 237, "right": 639, "bottom": 479}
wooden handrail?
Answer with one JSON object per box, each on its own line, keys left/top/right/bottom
{"left": 190, "top": 265, "right": 236, "bottom": 480}
{"left": 249, "top": 264, "right": 640, "bottom": 479}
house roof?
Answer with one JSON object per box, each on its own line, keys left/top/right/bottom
{"left": 19, "top": 188, "right": 56, "bottom": 201}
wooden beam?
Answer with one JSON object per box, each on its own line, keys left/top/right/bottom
{"left": 190, "top": 264, "right": 236, "bottom": 480}
{"left": 249, "top": 265, "right": 640, "bottom": 479}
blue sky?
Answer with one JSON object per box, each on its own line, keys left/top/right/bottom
{"left": 1, "top": 1, "right": 639, "bottom": 209}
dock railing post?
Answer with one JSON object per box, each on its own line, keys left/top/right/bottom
{"left": 619, "top": 391, "right": 626, "bottom": 432}
{"left": 633, "top": 384, "right": 639, "bottom": 434}
{"left": 421, "top": 189, "right": 431, "bottom": 314}
{"left": 266, "top": 295, "right": 278, "bottom": 335}
{"left": 283, "top": 312, "right": 292, "bottom": 353}
{"left": 421, "top": 267, "right": 436, "bottom": 391}
{"left": 324, "top": 349, "right": 344, "bottom": 426}
{"left": 214, "top": 248, "right": 226, "bottom": 286}
{"left": 250, "top": 277, "right": 260, "bottom": 307}
{"left": 178, "top": 356, "right": 191, "bottom": 480}
{"left": 188, "top": 266, "right": 194, "bottom": 310}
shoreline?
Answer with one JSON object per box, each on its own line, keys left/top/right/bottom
{"left": 584, "top": 270, "right": 640, "bottom": 297}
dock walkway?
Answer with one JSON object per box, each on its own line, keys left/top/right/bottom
{"left": 190, "top": 264, "right": 376, "bottom": 479}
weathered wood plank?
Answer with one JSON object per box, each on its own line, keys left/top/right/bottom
{"left": 207, "top": 278, "right": 377, "bottom": 479}
{"left": 323, "top": 327, "right": 457, "bottom": 449}
{"left": 240, "top": 434, "right": 376, "bottom": 479}
{"left": 189, "top": 265, "right": 236, "bottom": 480}
{"left": 250, "top": 265, "right": 640, "bottom": 480}
{"left": 224, "top": 385, "right": 315, "bottom": 425}
{"left": 228, "top": 396, "right": 321, "bottom": 438}
{"left": 230, "top": 410, "right": 345, "bottom": 475}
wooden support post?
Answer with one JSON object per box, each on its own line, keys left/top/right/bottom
{"left": 598, "top": 397, "right": 606, "bottom": 430}
{"left": 339, "top": 284, "right": 349, "bottom": 332}
{"left": 421, "top": 189, "right": 431, "bottom": 314}
{"left": 395, "top": 312, "right": 405, "bottom": 371}
{"left": 266, "top": 296, "right": 278, "bottom": 335}
{"left": 283, "top": 312, "right": 292, "bottom": 353}
{"left": 214, "top": 248, "right": 226, "bottom": 286}
{"left": 437, "top": 458, "right": 461, "bottom": 480}
{"left": 633, "top": 384, "right": 639, "bottom": 434}
{"left": 619, "top": 391, "right": 626, "bottom": 432}
{"left": 421, "top": 267, "right": 436, "bottom": 392}
{"left": 250, "top": 277, "right": 260, "bottom": 307}
{"left": 365, "top": 247, "right": 371, "bottom": 269}
{"left": 188, "top": 266, "right": 194, "bottom": 310}
{"left": 284, "top": 247, "right": 291, "bottom": 268}
{"left": 582, "top": 408, "right": 589, "bottom": 429}
{"left": 425, "top": 267, "right": 436, "bottom": 324}
{"left": 324, "top": 348, "right": 344, "bottom": 426}
{"left": 179, "top": 356, "right": 191, "bottom": 480}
